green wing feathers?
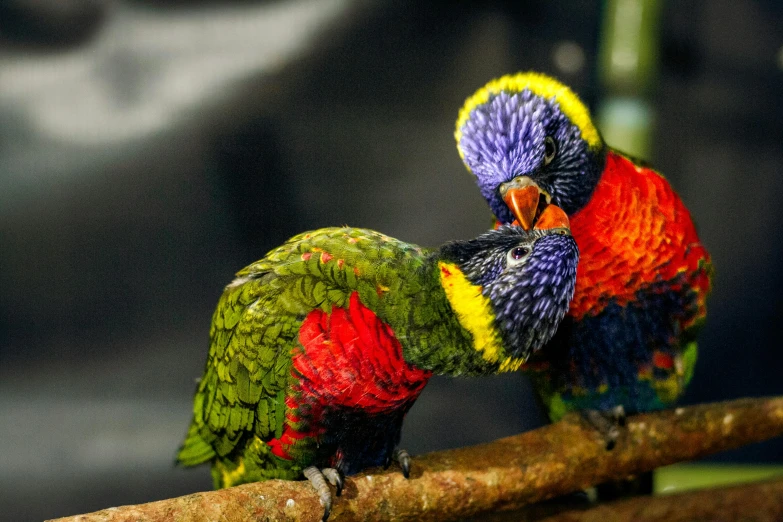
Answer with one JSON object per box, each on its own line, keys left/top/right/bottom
{"left": 177, "top": 273, "right": 293, "bottom": 466}
{"left": 177, "top": 421, "right": 216, "bottom": 466}
{"left": 177, "top": 227, "right": 431, "bottom": 470}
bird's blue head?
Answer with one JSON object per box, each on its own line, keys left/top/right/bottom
{"left": 439, "top": 205, "right": 579, "bottom": 364}
{"left": 455, "top": 72, "right": 606, "bottom": 226}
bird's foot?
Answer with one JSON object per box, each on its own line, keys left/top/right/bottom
{"left": 322, "top": 467, "right": 344, "bottom": 496}
{"left": 383, "top": 448, "right": 412, "bottom": 478}
{"left": 395, "top": 448, "right": 412, "bottom": 478}
{"left": 580, "top": 405, "right": 626, "bottom": 450}
{"left": 303, "top": 466, "right": 344, "bottom": 521}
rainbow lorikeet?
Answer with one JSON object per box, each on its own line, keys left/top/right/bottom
{"left": 455, "top": 72, "right": 713, "bottom": 434}
{"left": 177, "top": 212, "right": 577, "bottom": 520}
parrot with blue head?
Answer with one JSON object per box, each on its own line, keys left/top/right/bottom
{"left": 455, "top": 72, "right": 713, "bottom": 437}
{"left": 177, "top": 213, "right": 578, "bottom": 520}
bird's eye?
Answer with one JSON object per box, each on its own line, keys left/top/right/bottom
{"left": 507, "top": 246, "right": 530, "bottom": 266}
{"left": 544, "top": 136, "right": 557, "bottom": 165}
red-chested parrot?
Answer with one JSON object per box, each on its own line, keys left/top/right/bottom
{"left": 455, "top": 72, "right": 712, "bottom": 442}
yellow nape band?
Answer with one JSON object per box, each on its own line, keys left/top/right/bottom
{"left": 455, "top": 71, "right": 602, "bottom": 159}
{"left": 438, "top": 262, "right": 523, "bottom": 372}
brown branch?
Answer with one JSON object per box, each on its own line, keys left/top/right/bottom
{"left": 49, "top": 396, "right": 783, "bottom": 522}
{"left": 532, "top": 478, "right": 783, "bottom": 522}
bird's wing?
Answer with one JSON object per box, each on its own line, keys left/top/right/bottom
{"left": 177, "top": 227, "right": 429, "bottom": 467}
{"left": 176, "top": 267, "right": 297, "bottom": 466}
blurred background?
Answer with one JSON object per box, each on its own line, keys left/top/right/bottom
{"left": 1, "top": 0, "right": 782, "bottom": 520}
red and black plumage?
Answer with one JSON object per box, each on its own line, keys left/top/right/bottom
{"left": 284, "top": 292, "right": 431, "bottom": 474}
{"left": 456, "top": 72, "right": 713, "bottom": 420}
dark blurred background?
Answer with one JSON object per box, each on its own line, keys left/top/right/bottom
{"left": 1, "top": 0, "right": 781, "bottom": 520}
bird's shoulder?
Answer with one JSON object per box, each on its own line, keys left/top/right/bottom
{"left": 568, "top": 149, "right": 711, "bottom": 318}
{"left": 238, "top": 227, "right": 429, "bottom": 282}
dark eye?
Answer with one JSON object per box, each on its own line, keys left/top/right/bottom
{"left": 544, "top": 136, "right": 557, "bottom": 165}
{"left": 507, "top": 246, "right": 530, "bottom": 266}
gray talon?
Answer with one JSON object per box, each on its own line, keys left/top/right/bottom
{"left": 581, "top": 408, "right": 625, "bottom": 450}
{"left": 394, "top": 449, "right": 411, "bottom": 479}
{"left": 304, "top": 466, "right": 335, "bottom": 521}
{"left": 322, "top": 468, "right": 344, "bottom": 497}
{"left": 611, "top": 405, "right": 627, "bottom": 427}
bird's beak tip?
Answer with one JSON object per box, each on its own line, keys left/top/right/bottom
{"left": 502, "top": 185, "right": 540, "bottom": 231}
{"left": 533, "top": 205, "right": 570, "bottom": 231}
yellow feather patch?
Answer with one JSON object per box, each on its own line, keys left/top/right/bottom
{"left": 455, "top": 71, "right": 602, "bottom": 160}
{"left": 438, "top": 262, "right": 523, "bottom": 372}
{"left": 218, "top": 458, "right": 246, "bottom": 488}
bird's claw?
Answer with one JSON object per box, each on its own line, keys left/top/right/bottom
{"left": 611, "top": 405, "right": 627, "bottom": 427}
{"left": 580, "top": 405, "right": 626, "bottom": 450}
{"left": 304, "top": 466, "right": 342, "bottom": 521}
{"left": 394, "top": 448, "right": 411, "bottom": 479}
{"left": 322, "top": 467, "right": 344, "bottom": 497}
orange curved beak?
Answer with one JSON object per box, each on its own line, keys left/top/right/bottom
{"left": 533, "top": 204, "right": 570, "bottom": 231}
{"left": 502, "top": 184, "right": 570, "bottom": 231}
{"left": 502, "top": 185, "right": 540, "bottom": 231}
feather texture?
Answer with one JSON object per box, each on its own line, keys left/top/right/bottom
{"left": 178, "top": 225, "right": 579, "bottom": 486}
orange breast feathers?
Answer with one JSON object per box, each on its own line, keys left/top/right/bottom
{"left": 567, "top": 150, "right": 711, "bottom": 320}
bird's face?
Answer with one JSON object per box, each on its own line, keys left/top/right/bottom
{"left": 456, "top": 73, "right": 606, "bottom": 226}
{"left": 440, "top": 206, "right": 579, "bottom": 361}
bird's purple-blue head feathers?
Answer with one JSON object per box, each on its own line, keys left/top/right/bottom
{"left": 455, "top": 72, "right": 606, "bottom": 225}
{"left": 439, "top": 207, "right": 578, "bottom": 362}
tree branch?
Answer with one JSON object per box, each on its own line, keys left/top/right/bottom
{"left": 532, "top": 478, "right": 783, "bottom": 522}
{"left": 49, "top": 396, "right": 783, "bottom": 522}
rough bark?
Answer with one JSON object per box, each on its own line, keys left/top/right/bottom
{"left": 534, "top": 478, "right": 783, "bottom": 522}
{"left": 49, "top": 396, "right": 783, "bottom": 522}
